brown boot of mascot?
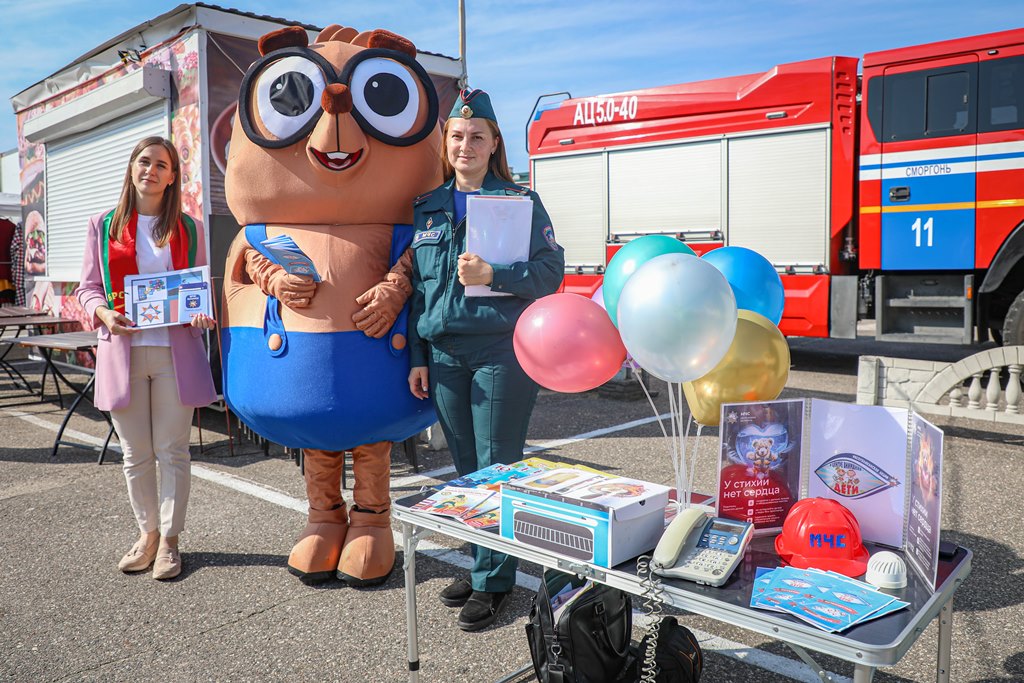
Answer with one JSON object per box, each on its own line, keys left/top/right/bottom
{"left": 337, "top": 441, "right": 395, "bottom": 586}
{"left": 289, "top": 449, "right": 348, "bottom": 583}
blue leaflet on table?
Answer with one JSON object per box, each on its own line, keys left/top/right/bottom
{"left": 750, "top": 566, "right": 905, "bottom": 632}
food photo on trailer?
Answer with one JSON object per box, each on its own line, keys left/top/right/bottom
{"left": 394, "top": 234, "right": 969, "bottom": 683}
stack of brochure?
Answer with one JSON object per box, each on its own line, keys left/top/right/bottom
{"left": 409, "top": 487, "right": 502, "bottom": 529}
{"left": 412, "top": 458, "right": 557, "bottom": 529}
{"left": 507, "top": 467, "right": 667, "bottom": 509}
{"left": 750, "top": 566, "right": 909, "bottom": 632}
{"left": 260, "top": 234, "right": 321, "bottom": 281}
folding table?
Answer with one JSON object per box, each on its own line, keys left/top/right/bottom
{"left": 17, "top": 329, "right": 116, "bottom": 463}
{"left": 0, "top": 315, "right": 76, "bottom": 395}
{"left": 394, "top": 491, "right": 971, "bottom": 683}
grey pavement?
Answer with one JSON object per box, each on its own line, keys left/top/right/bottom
{"left": 1, "top": 335, "right": 1022, "bottom": 682}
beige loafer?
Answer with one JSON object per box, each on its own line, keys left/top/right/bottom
{"left": 118, "top": 538, "right": 158, "bottom": 573}
{"left": 152, "top": 547, "right": 182, "bottom": 580}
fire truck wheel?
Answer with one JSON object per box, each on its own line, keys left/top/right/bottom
{"left": 1000, "top": 289, "right": 1024, "bottom": 347}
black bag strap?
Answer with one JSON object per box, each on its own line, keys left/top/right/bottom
{"left": 593, "top": 598, "right": 631, "bottom": 659}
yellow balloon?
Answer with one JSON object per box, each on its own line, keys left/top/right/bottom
{"left": 683, "top": 310, "right": 790, "bottom": 426}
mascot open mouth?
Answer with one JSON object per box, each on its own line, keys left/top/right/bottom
{"left": 311, "top": 148, "right": 363, "bottom": 171}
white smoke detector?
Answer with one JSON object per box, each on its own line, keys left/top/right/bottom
{"left": 865, "top": 551, "right": 907, "bottom": 589}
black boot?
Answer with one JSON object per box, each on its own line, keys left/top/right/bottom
{"left": 439, "top": 577, "right": 473, "bottom": 607}
{"left": 457, "top": 590, "right": 511, "bottom": 632}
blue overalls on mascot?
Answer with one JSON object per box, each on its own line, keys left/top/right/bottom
{"left": 221, "top": 24, "right": 441, "bottom": 585}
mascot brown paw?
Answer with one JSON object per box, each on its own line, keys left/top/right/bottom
{"left": 287, "top": 506, "right": 349, "bottom": 584}
{"left": 336, "top": 508, "right": 395, "bottom": 587}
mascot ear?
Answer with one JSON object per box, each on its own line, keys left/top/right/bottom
{"left": 367, "top": 29, "right": 417, "bottom": 57}
{"left": 258, "top": 26, "right": 309, "bottom": 56}
{"left": 316, "top": 24, "right": 359, "bottom": 43}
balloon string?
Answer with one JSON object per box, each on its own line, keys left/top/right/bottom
{"left": 679, "top": 383, "right": 688, "bottom": 509}
{"left": 689, "top": 417, "right": 702, "bottom": 510}
{"left": 626, "top": 359, "right": 678, "bottom": 502}
{"left": 667, "top": 380, "right": 681, "bottom": 503}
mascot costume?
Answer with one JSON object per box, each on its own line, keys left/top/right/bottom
{"left": 221, "top": 24, "right": 441, "bottom": 585}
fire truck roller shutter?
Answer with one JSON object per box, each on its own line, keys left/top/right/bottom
{"left": 727, "top": 129, "right": 830, "bottom": 270}
{"left": 532, "top": 153, "right": 605, "bottom": 268}
{"left": 608, "top": 141, "right": 721, "bottom": 237}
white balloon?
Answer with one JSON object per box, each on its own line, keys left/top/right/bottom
{"left": 617, "top": 253, "right": 737, "bottom": 382}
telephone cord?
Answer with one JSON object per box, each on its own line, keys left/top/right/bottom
{"left": 636, "top": 554, "right": 665, "bottom": 683}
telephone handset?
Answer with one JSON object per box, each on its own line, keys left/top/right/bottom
{"left": 652, "top": 508, "right": 753, "bottom": 587}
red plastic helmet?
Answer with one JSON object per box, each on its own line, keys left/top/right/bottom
{"left": 775, "top": 497, "right": 869, "bottom": 577}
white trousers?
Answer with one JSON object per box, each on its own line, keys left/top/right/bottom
{"left": 110, "top": 346, "right": 194, "bottom": 537}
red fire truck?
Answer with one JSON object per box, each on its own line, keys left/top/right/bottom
{"left": 528, "top": 28, "right": 1024, "bottom": 345}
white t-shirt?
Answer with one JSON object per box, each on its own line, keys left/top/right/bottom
{"left": 131, "top": 214, "right": 172, "bottom": 347}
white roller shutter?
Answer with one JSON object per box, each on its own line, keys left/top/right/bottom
{"left": 609, "top": 141, "right": 721, "bottom": 234}
{"left": 532, "top": 154, "right": 606, "bottom": 268}
{"left": 727, "top": 129, "right": 830, "bottom": 268}
{"left": 45, "top": 105, "right": 169, "bottom": 282}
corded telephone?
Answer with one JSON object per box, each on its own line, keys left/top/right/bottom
{"left": 651, "top": 508, "right": 753, "bottom": 587}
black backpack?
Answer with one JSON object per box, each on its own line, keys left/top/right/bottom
{"left": 628, "top": 616, "right": 703, "bottom": 683}
{"left": 526, "top": 570, "right": 633, "bottom": 683}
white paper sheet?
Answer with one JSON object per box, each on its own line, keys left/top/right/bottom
{"left": 465, "top": 195, "right": 533, "bottom": 297}
{"left": 807, "top": 399, "right": 908, "bottom": 548}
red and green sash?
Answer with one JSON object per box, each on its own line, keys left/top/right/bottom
{"left": 100, "top": 210, "right": 197, "bottom": 315}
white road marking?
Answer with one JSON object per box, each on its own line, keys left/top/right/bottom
{"left": 3, "top": 407, "right": 851, "bottom": 682}
{"left": 4, "top": 408, "right": 123, "bottom": 453}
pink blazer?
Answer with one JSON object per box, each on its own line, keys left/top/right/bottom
{"left": 75, "top": 210, "right": 217, "bottom": 411}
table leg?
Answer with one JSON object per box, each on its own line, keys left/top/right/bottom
{"left": 853, "top": 664, "right": 876, "bottom": 683}
{"left": 99, "top": 422, "right": 116, "bottom": 465}
{"left": 51, "top": 374, "right": 95, "bottom": 459}
{"left": 0, "top": 358, "right": 33, "bottom": 393}
{"left": 0, "top": 332, "right": 35, "bottom": 394}
{"left": 789, "top": 644, "right": 847, "bottom": 683}
{"left": 403, "top": 521, "right": 421, "bottom": 683}
{"left": 37, "top": 348, "right": 65, "bottom": 406}
{"left": 936, "top": 601, "right": 952, "bottom": 683}
{"left": 492, "top": 663, "right": 535, "bottom": 683}
{"left": 44, "top": 348, "right": 94, "bottom": 408}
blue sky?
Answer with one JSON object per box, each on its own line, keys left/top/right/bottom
{"left": 1, "top": 0, "right": 1020, "bottom": 172}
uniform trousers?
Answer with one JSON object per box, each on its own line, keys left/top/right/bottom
{"left": 109, "top": 346, "right": 194, "bottom": 537}
{"left": 428, "top": 338, "right": 539, "bottom": 593}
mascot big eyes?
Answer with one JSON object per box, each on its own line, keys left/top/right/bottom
{"left": 221, "top": 24, "right": 441, "bottom": 585}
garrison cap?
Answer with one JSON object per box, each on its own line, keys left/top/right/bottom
{"left": 449, "top": 88, "right": 497, "bottom": 122}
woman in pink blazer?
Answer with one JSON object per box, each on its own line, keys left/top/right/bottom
{"left": 76, "top": 136, "right": 216, "bottom": 580}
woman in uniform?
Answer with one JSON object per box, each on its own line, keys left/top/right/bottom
{"left": 407, "top": 88, "right": 564, "bottom": 631}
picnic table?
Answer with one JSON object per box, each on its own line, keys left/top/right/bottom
{"left": 17, "top": 329, "right": 116, "bottom": 463}
{"left": 0, "top": 315, "right": 78, "bottom": 395}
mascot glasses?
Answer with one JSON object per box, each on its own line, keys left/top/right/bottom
{"left": 239, "top": 46, "right": 439, "bottom": 149}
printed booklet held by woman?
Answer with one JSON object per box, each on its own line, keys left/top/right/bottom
{"left": 124, "top": 265, "right": 212, "bottom": 328}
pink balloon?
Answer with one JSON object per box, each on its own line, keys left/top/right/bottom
{"left": 591, "top": 284, "right": 634, "bottom": 365}
{"left": 514, "top": 293, "right": 626, "bottom": 393}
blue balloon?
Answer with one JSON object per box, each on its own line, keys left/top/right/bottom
{"left": 702, "top": 246, "right": 785, "bottom": 325}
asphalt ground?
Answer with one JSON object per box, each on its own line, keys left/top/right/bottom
{"left": 1, "top": 334, "right": 1022, "bottom": 683}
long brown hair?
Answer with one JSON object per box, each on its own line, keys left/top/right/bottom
{"left": 109, "top": 136, "right": 182, "bottom": 246}
{"left": 440, "top": 118, "right": 514, "bottom": 183}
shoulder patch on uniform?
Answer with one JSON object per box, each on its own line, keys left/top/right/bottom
{"left": 413, "top": 192, "right": 432, "bottom": 206}
{"left": 543, "top": 225, "right": 559, "bottom": 251}
{"left": 504, "top": 186, "right": 529, "bottom": 196}
{"left": 413, "top": 229, "right": 443, "bottom": 246}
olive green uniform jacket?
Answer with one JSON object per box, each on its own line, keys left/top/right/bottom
{"left": 408, "top": 173, "right": 565, "bottom": 367}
